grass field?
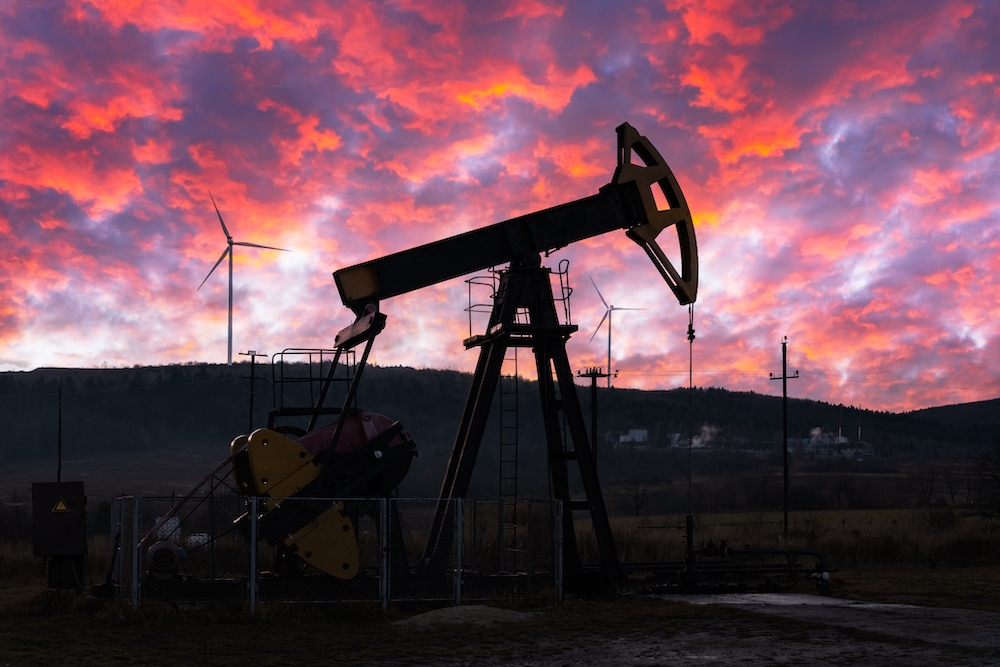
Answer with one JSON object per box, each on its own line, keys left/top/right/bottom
{"left": 5, "top": 508, "right": 998, "bottom": 600}
{"left": 581, "top": 507, "right": 1000, "bottom": 570}
{"left": 2, "top": 507, "right": 998, "bottom": 665}
{"left": 584, "top": 508, "right": 1000, "bottom": 611}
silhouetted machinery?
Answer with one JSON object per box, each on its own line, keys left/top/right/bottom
{"left": 141, "top": 122, "right": 697, "bottom": 594}
{"left": 33, "top": 481, "right": 88, "bottom": 589}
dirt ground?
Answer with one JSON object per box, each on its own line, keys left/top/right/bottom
{"left": 2, "top": 588, "right": 999, "bottom": 666}
{"left": 392, "top": 594, "right": 1000, "bottom": 666}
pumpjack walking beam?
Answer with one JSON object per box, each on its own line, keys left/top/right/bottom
{"left": 335, "top": 123, "right": 697, "bottom": 315}
{"left": 331, "top": 122, "right": 699, "bottom": 592}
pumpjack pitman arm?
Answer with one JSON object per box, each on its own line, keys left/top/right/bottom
{"left": 333, "top": 123, "right": 698, "bottom": 313}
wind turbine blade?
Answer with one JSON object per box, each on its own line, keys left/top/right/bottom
{"left": 208, "top": 191, "right": 232, "bottom": 240}
{"left": 611, "top": 307, "right": 645, "bottom": 311}
{"left": 589, "top": 310, "right": 610, "bottom": 343}
{"left": 198, "top": 247, "right": 230, "bottom": 290}
{"left": 233, "top": 241, "right": 291, "bottom": 252}
{"left": 589, "top": 274, "right": 609, "bottom": 309}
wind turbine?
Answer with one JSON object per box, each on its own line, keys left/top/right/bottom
{"left": 589, "top": 275, "right": 644, "bottom": 388}
{"left": 198, "top": 192, "right": 289, "bottom": 366}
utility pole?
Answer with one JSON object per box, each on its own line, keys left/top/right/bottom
{"left": 576, "top": 366, "right": 613, "bottom": 459}
{"left": 770, "top": 336, "right": 798, "bottom": 539}
{"left": 686, "top": 305, "right": 695, "bottom": 563}
{"left": 57, "top": 387, "right": 62, "bottom": 483}
{"left": 239, "top": 350, "right": 267, "bottom": 434}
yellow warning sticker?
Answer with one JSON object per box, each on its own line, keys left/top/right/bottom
{"left": 52, "top": 498, "right": 70, "bottom": 512}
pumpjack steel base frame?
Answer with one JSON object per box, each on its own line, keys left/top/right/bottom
{"left": 423, "top": 259, "right": 623, "bottom": 594}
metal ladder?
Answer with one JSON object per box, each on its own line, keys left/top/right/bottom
{"left": 498, "top": 347, "right": 519, "bottom": 500}
{"left": 426, "top": 262, "right": 622, "bottom": 590}
{"left": 499, "top": 346, "right": 523, "bottom": 571}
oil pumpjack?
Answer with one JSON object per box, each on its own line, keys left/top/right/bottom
{"left": 140, "top": 122, "right": 698, "bottom": 595}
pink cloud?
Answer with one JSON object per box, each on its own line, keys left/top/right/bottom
{"left": 0, "top": 0, "right": 997, "bottom": 413}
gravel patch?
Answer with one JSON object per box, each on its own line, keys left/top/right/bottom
{"left": 394, "top": 604, "right": 538, "bottom": 627}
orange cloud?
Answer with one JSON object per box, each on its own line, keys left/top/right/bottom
{"left": 257, "top": 98, "right": 341, "bottom": 166}
{"left": 132, "top": 136, "right": 174, "bottom": 165}
{"left": 76, "top": 0, "right": 326, "bottom": 51}
{"left": 670, "top": 0, "right": 794, "bottom": 46}
{"left": 682, "top": 55, "right": 751, "bottom": 113}
{"left": 698, "top": 108, "right": 804, "bottom": 164}
{"left": 533, "top": 137, "right": 606, "bottom": 179}
{"left": 453, "top": 64, "right": 597, "bottom": 113}
{"left": 905, "top": 168, "right": 963, "bottom": 206}
{"left": 379, "top": 133, "right": 496, "bottom": 185}
{"left": 0, "top": 144, "right": 142, "bottom": 216}
{"left": 502, "top": 0, "right": 565, "bottom": 20}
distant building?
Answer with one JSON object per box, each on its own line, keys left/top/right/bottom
{"left": 791, "top": 431, "right": 874, "bottom": 458}
{"left": 616, "top": 429, "right": 648, "bottom": 448}
{"left": 667, "top": 432, "right": 713, "bottom": 449}
{"left": 839, "top": 441, "right": 874, "bottom": 460}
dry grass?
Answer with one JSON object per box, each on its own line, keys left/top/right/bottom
{"left": 0, "top": 539, "right": 40, "bottom": 583}
{"left": 569, "top": 508, "right": 1000, "bottom": 608}
{"left": 3, "top": 509, "right": 998, "bottom": 621}
{"left": 574, "top": 508, "right": 1000, "bottom": 569}
{"left": 1, "top": 535, "right": 112, "bottom": 588}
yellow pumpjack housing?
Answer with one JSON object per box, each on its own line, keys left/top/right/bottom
{"left": 244, "top": 428, "right": 359, "bottom": 579}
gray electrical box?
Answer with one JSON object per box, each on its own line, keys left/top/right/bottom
{"left": 32, "top": 482, "right": 87, "bottom": 556}
{"left": 32, "top": 482, "right": 87, "bottom": 588}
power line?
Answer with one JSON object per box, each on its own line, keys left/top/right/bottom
{"left": 769, "top": 336, "right": 798, "bottom": 539}
{"left": 616, "top": 368, "right": 998, "bottom": 392}
{"left": 0, "top": 376, "right": 239, "bottom": 399}
{"left": 799, "top": 369, "right": 997, "bottom": 392}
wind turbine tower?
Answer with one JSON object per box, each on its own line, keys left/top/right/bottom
{"left": 198, "top": 193, "right": 290, "bottom": 366}
{"left": 589, "top": 275, "right": 644, "bottom": 388}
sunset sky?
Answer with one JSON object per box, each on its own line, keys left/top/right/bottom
{"left": 1, "top": 0, "right": 998, "bottom": 412}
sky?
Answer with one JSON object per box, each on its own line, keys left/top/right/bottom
{"left": 1, "top": 0, "right": 998, "bottom": 412}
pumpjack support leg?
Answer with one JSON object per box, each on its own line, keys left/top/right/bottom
{"left": 423, "top": 263, "right": 622, "bottom": 593}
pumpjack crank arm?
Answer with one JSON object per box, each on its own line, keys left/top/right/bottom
{"left": 334, "top": 123, "right": 698, "bottom": 314}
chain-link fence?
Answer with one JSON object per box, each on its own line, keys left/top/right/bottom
{"left": 462, "top": 500, "right": 560, "bottom": 601}
{"left": 111, "top": 495, "right": 253, "bottom": 608}
{"left": 255, "top": 497, "right": 384, "bottom": 604}
{"left": 110, "top": 496, "right": 560, "bottom": 610}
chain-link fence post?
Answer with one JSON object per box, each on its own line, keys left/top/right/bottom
{"left": 526, "top": 501, "right": 533, "bottom": 591}
{"left": 454, "top": 498, "right": 463, "bottom": 605}
{"left": 248, "top": 496, "right": 257, "bottom": 614}
{"left": 111, "top": 498, "right": 122, "bottom": 590}
{"left": 555, "top": 500, "right": 563, "bottom": 602}
{"left": 132, "top": 497, "right": 140, "bottom": 609}
{"left": 380, "top": 497, "right": 388, "bottom": 611}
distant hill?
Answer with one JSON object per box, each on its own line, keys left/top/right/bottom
{"left": 1, "top": 363, "right": 996, "bottom": 500}
{"left": 909, "top": 398, "right": 1000, "bottom": 431}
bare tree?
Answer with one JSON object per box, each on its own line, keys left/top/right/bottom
{"left": 974, "top": 441, "right": 1000, "bottom": 522}
{"left": 746, "top": 474, "right": 770, "bottom": 536}
{"left": 942, "top": 463, "right": 962, "bottom": 505}
{"left": 751, "top": 474, "right": 769, "bottom": 511}
{"left": 834, "top": 474, "right": 855, "bottom": 508}
{"left": 623, "top": 483, "right": 649, "bottom": 517}
{"left": 910, "top": 463, "right": 938, "bottom": 506}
